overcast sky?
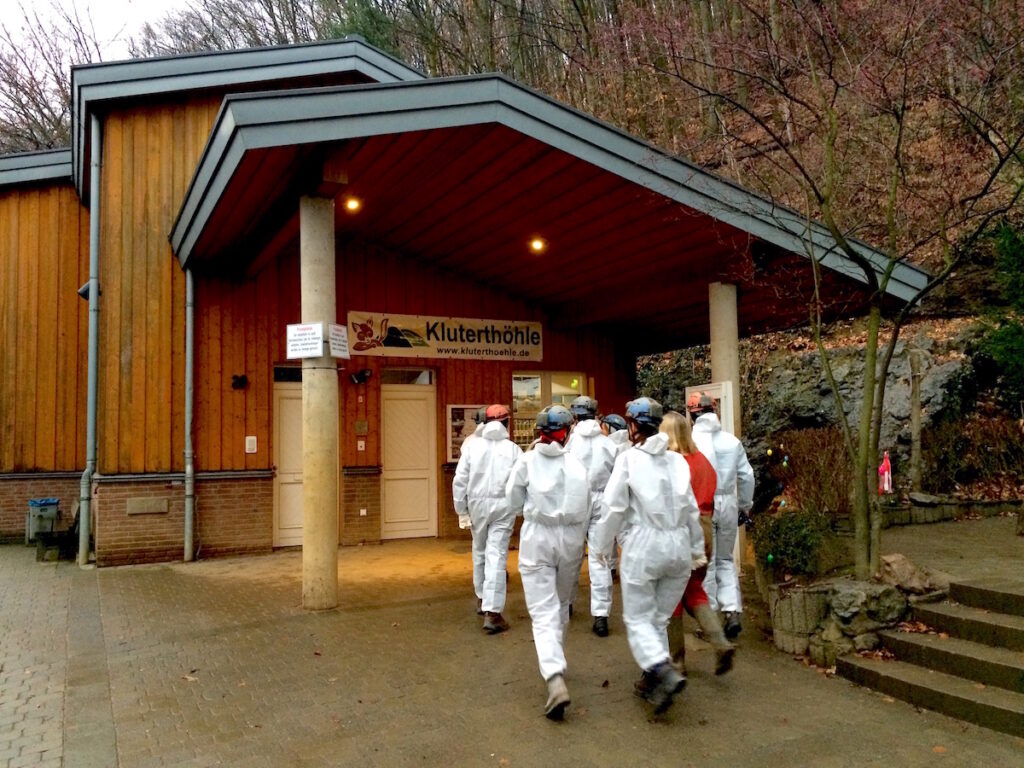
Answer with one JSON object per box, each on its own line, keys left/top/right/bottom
{"left": 10, "top": 0, "right": 191, "bottom": 60}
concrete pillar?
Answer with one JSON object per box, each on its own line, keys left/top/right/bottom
{"left": 300, "top": 195, "right": 339, "bottom": 610}
{"left": 709, "top": 282, "right": 742, "bottom": 437}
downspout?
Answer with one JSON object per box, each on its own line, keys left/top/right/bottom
{"left": 79, "top": 114, "right": 101, "bottom": 566}
{"left": 184, "top": 268, "right": 195, "bottom": 561}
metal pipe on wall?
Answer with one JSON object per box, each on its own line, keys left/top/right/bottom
{"left": 79, "top": 114, "right": 101, "bottom": 567}
{"left": 184, "top": 268, "right": 196, "bottom": 561}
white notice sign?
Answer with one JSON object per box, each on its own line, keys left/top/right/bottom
{"left": 286, "top": 323, "right": 324, "bottom": 359}
{"left": 328, "top": 324, "right": 350, "bottom": 359}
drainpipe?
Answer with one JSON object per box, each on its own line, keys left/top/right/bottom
{"left": 184, "top": 268, "right": 195, "bottom": 561}
{"left": 79, "top": 114, "right": 101, "bottom": 567}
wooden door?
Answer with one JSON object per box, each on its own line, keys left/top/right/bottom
{"left": 273, "top": 383, "right": 304, "bottom": 546}
{"left": 381, "top": 384, "right": 437, "bottom": 539}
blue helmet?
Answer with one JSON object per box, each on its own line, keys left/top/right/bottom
{"left": 625, "top": 397, "right": 664, "bottom": 428}
{"left": 601, "top": 413, "right": 627, "bottom": 433}
{"left": 569, "top": 395, "right": 598, "bottom": 420}
{"left": 536, "top": 405, "right": 574, "bottom": 433}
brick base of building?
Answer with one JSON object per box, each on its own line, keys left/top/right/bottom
{"left": 341, "top": 468, "right": 382, "bottom": 545}
{"left": 439, "top": 464, "right": 472, "bottom": 541}
{"left": 94, "top": 473, "right": 273, "bottom": 567}
{"left": 0, "top": 473, "right": 82, "bottom": 542}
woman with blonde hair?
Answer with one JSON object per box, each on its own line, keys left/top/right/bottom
{"left": 660, "top": 410, "right": 734, "bottom": 676}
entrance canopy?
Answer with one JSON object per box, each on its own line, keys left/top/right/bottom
{"left": 170, "top": 75, "right": 928, "bottom": 351}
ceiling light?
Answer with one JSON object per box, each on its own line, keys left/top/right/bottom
{"left": 529, "top": 238, "right": 546, "bottom": 253}
{"left": 344, "top": 197, "right": 362, "bottom": 213}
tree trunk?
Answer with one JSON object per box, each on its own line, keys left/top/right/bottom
{"left": 854, "top": 304, "right": 882, "bottom": 580}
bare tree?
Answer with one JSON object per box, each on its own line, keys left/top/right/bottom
{"left": 0, "top": 1, "right": 104, "bottom": 153}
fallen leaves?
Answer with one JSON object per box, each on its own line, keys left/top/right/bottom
{"left": 933, "top": 745, "right": 947, "bottom": 754}
{"left": 896, "top": 621, "right": 936, "bottom": 634}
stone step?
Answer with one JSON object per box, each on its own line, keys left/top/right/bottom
{"left": 837, "top": 655, "right": 1024, "bottom": 738}
{"left": 950, "top": 579, "right": 1024, "bottom": 618}
{"left": 912, "top": 601, "right": 1024, "bottom": 651}
{"left": 879, "top": 630, "right": 1024, "bottom": 693}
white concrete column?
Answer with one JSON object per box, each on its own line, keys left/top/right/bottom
{"left": 709, "top": 282, "right": 742, "bottom": 438}
{"left": 300, "top": 195, "right": 339, "bottom": 610}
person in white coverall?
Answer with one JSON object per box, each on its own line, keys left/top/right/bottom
{"left": 453, "top": 404, "right": 523, "bottom": 634}
{"left": 565, "top": 396, "right": 617, "bottom": 637}
{"left": 600, "top": 413, "right": 630, "bottom": 456}
{"left": 689, "top": 395, "right": 755, "bottom": 639}
{"left": 592, "top": 397, "right": 706, "bottom": 715}
{"left": 506, "top": 405, "right": 590, "bottom": 720}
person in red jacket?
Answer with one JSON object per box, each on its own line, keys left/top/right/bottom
{"left": 660, "top": 411, "right": 734, "bottom": 676}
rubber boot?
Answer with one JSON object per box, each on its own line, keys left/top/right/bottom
{"left": 667, "top": 611, "right": 686, "bottom": 675}
{"left": 722, "top": 611, "right": 743, "bottom": 640}
{"left": 483, "top": 612, "right": 509, "bottom": 634}
{"left": 646, "top": 661, "right": 686, "bottom": 715}
{"left": 545, "top": 674, "right": 570, "bottom": 720}
{"left": 592, "top": 616, "right": 609, "bottom": 637}
{"left": 695, "top": 603, "right": 734, "bottom": 675}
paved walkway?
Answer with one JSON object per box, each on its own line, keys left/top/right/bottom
{"left": 2, "top": 517, "right": 1022, "bottom": 767}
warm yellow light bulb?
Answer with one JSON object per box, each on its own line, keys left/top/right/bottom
{"left": 530, "top": 238, "right": 546, "bottom": 253}
{"left": 345, "top": 197, "right": 362, "bottom": 212}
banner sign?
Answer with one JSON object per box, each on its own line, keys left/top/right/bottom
{"left": 348, "top": 312, "right": 543, "bottom": 361}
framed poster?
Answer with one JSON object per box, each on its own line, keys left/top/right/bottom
{"left": 684, "top": 380, "right": 735, "bottom": 435}
{"left": 447, "top": 404, "right": 485, "bottom": 462}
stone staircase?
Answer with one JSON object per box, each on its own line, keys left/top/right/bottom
{"left": 837, "top": 578, "right": 1024, "bottom": 737}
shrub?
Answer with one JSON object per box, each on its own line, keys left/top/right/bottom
{"left": 768, "top": 428, "right": 853, "bottom": 520}
{"left": 752, "top": 509, "right": 835, "bottom": 578}
{"left": 922, "top": 412, "right": 1024, "bottom": 495}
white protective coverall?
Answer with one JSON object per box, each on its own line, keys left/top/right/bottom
{"left": 594, "top": 432, "right": 704, "bottom": 671}
{"left": 692, "top": 413, "right": 755, "bottom": 613}
{"left": 453, "top": 421, "right": 523, "bottom": 613}
{"left": 565, "top": 419, "right": 618, "bottom": 618}
{"left": 506, "top": 441, "right": 590, "bottom": 681}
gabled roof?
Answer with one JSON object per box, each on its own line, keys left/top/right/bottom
{"left": 171, "top": 75, "right": 929, "bottom": 303}
{"left": 0, "top": 149, "right": 72, "bottom": 190}
{"left": 71, "top": 36, "right": 424, "bottom": 202}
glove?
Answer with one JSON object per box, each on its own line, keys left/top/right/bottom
{"left": 458, "top": 514, "right": 471, "bottom": 530}
{"left": 691, "top": 552, "right": 708, "bottom": 570}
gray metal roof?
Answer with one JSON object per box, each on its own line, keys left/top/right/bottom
{"left": 71, "top": 36, "right": 425, "bottom": 202}
{"left": 0, "top": 149, "right": 72, "bottom": 190}
{"left": 171, "top": 75, "right": 930, "bottom": 301}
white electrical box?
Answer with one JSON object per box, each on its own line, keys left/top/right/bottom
{"left": 245, "top": 435, "right": 257, "bottom": 454}
{"left": 357, "top": 439, "right": 366, "bottom": 452}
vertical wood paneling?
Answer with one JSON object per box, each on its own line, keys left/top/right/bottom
{"left": 0, "top": 183, "right": 90, "bottom": 472}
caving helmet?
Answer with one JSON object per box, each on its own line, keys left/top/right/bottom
{"left": 625, "top": 397, "right": 664, "bottom": 428}
{"left": 536, "top": 405, "right": 574, "bottom": 433}
{"left": 485, "top": 404, "right": 510, "bottom": 423}
{"left": 686, "top": 392, "right": 715, "bottom": 417}
{"left": 601, "top": 414, "right": 627, "bottom": 433}
{"left": 569, "top": 395, "right": 598, "bottom": 420}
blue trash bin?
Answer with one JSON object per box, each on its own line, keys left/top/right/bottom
{"left": 26, "top": 498, "right": 60, "bottom": 545}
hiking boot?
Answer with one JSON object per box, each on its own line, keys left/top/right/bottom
{"left": 694, "top": 603, "right": 734, "bottom": 676}
{"left": 723, "top": 611, "right": 743, "bottom": 640}
{"left": 592, "top": 616, "right": 609, "bottom": 637}
{"left": 476, "top": 598, "right": 483, "bottom": 616}
{"left": 544, "top": 674, "right": 570, "bottom": 720}
{"left": 483, "top": 612, "right": 509, "bottom": 634}
{"left": 645, "top": 662, "right": 686, "bottom": 715}
{"left": 633, "top": 670, "right": 654, "bottom": 700}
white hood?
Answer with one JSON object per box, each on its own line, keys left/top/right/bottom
{"left": 636, "top": 431, "right": 669, "bottom": 455}
{"left": 481, "top": 420, "right": 509, "bottom": 440}
{"left": 573, "top": 419, "right": 603, "bottom": 438}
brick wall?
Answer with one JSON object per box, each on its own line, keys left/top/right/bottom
{"left": 195, "top": 477, "right": 273, "bottom": 559}
{"left": 94, "top": 478, "right": 186, "bottom": 566}
{"left": 341, "top": 469, "right": 381, "bottom": 546}
{"left": 94, "top": 474, "right": 273, "bottom": 566}
{"left": 0, "top": 474, "right": 81, "bottom": 542}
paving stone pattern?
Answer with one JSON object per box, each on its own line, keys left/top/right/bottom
{"left": 2, "top": 520, "right": 1024, "bottom": 767}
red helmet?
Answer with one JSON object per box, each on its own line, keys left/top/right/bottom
{"left": 687, "top": 391, "right": 714, "bottom": 415}
{"left": 485, "top": 404, "right": 510, "bottom": 422}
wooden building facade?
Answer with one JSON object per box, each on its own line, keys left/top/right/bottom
{"left": 0, "top": 38, "right": 926, "bottom": 570}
